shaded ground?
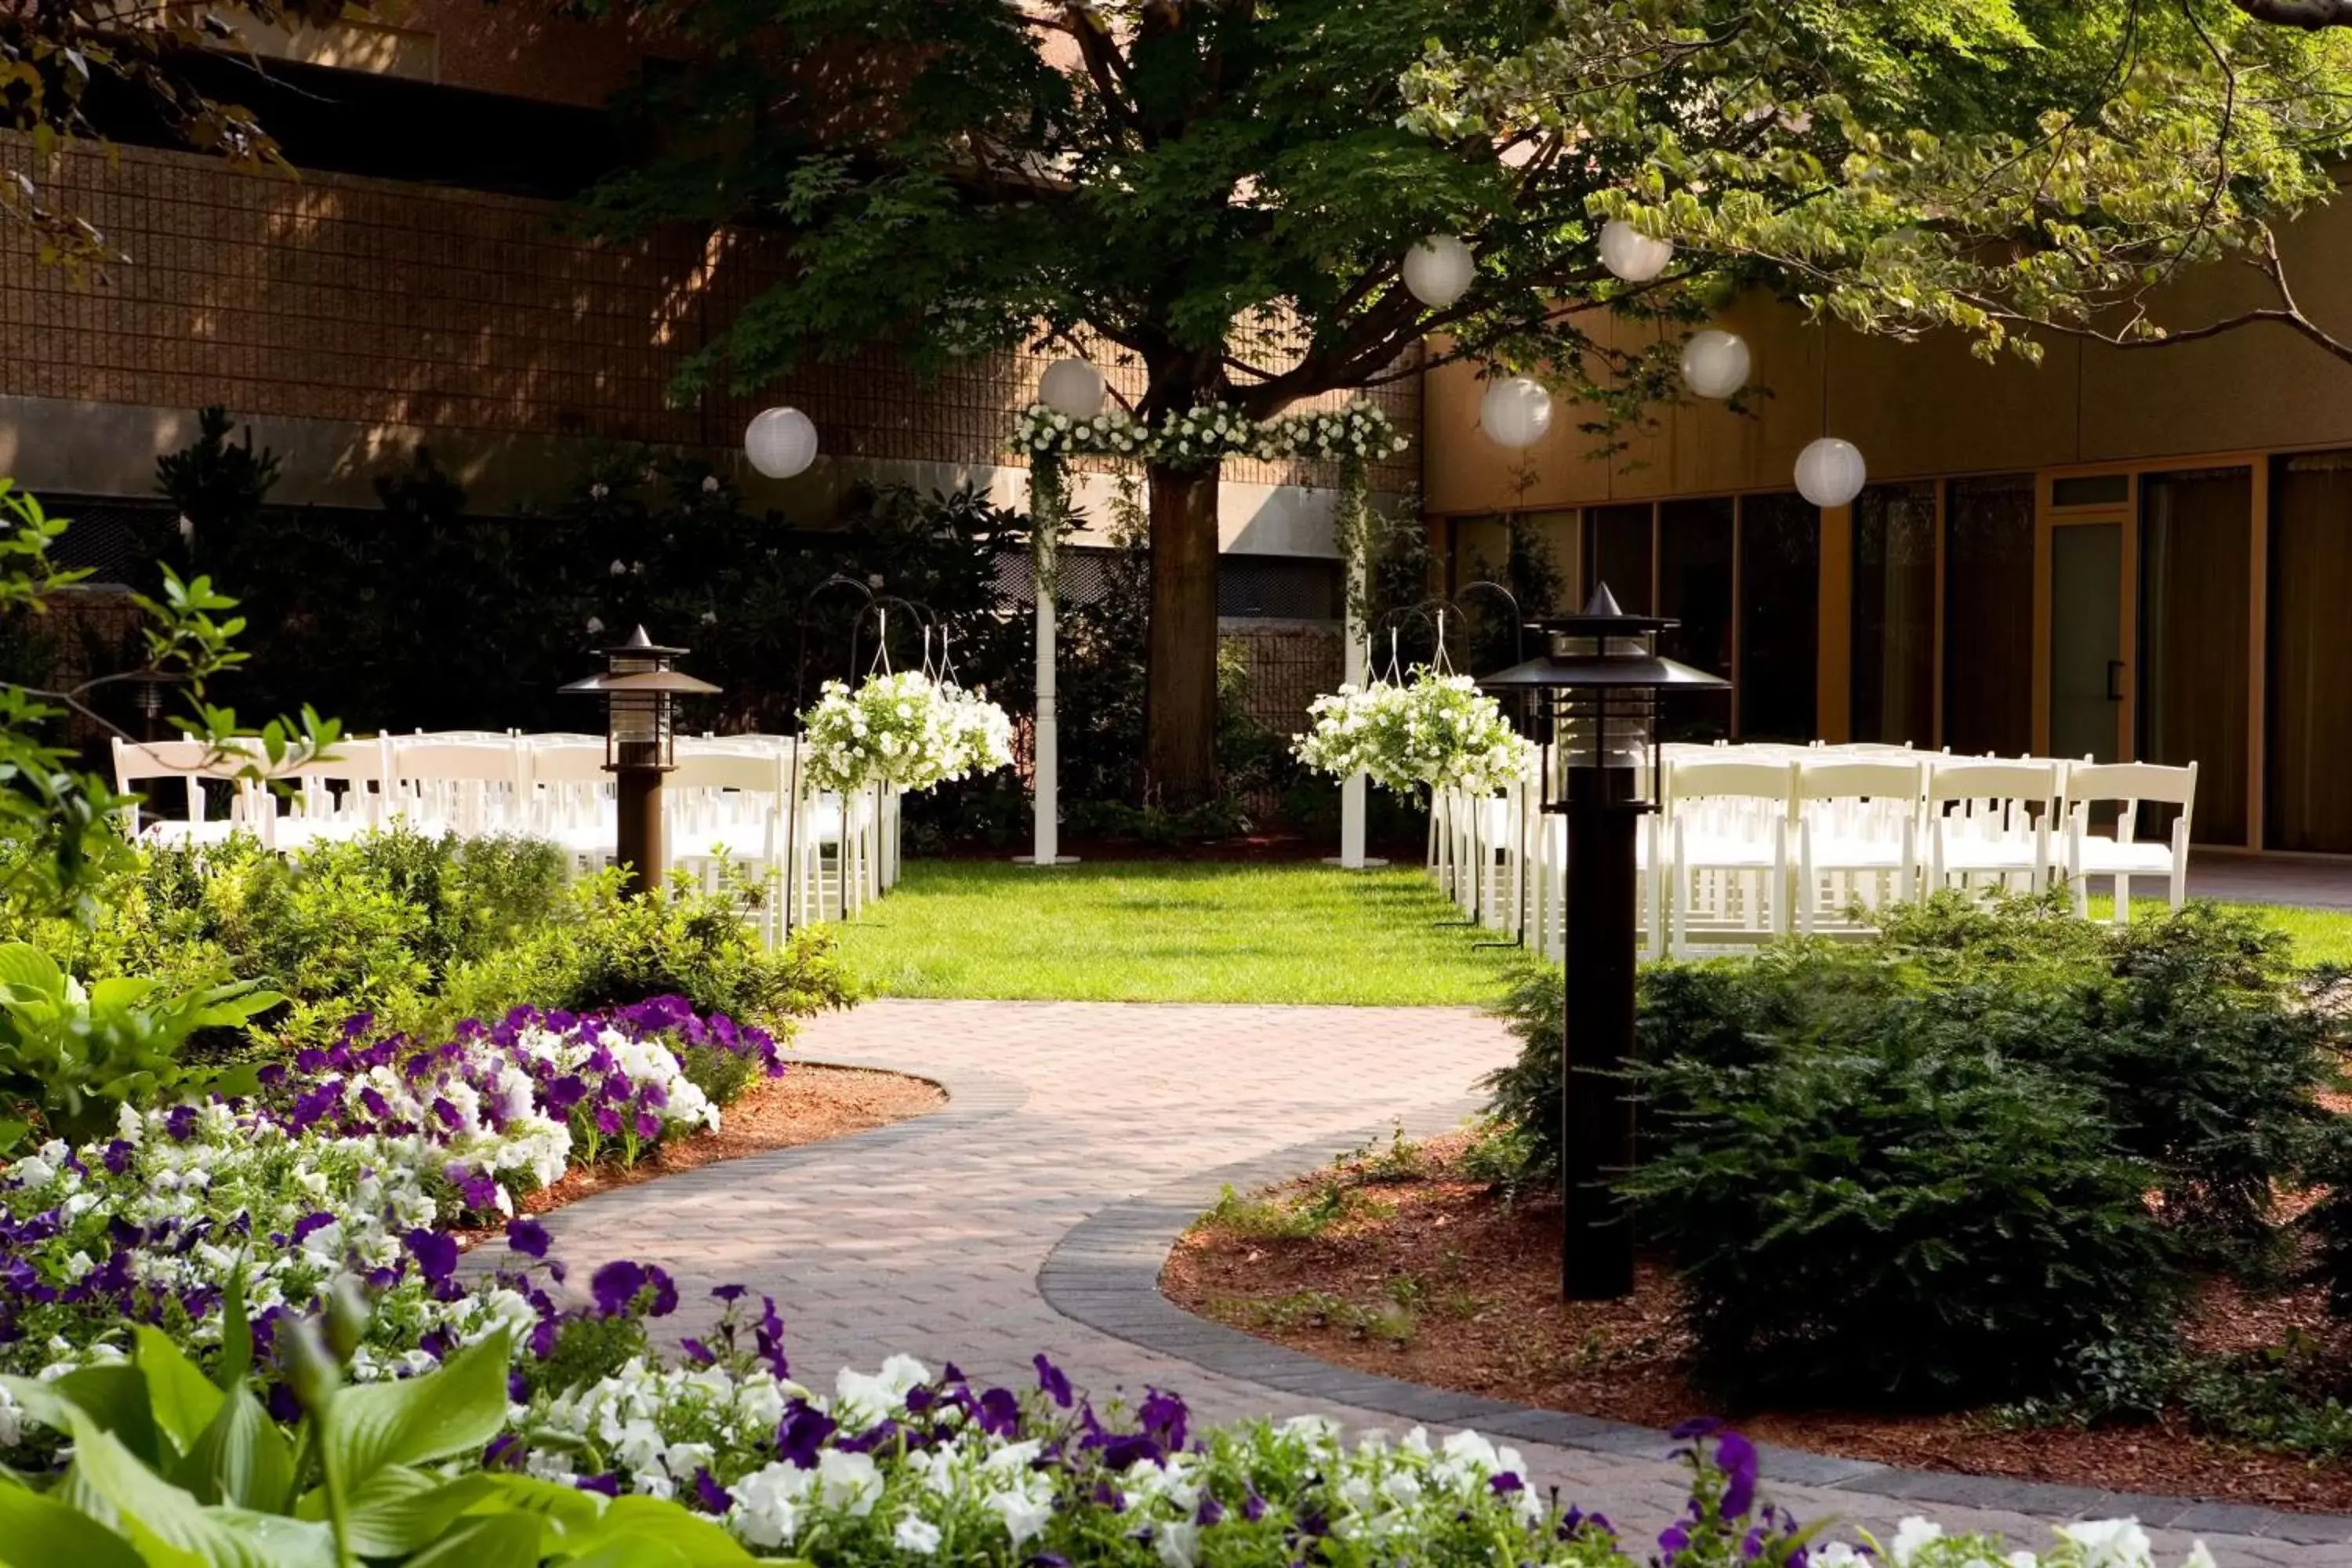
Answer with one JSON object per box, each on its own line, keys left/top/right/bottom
{"left": 1165, "top": 1134, "right": 2352, "bottom": 1515}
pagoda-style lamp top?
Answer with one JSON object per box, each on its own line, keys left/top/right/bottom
{"left": 559, "top": 626, "right": 722, "bottom": 770}
{"left": 1477, "top": 584, "right": 1728, "bottom": 806}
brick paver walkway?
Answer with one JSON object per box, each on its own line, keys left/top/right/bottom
{"left": 530, "top": 1000, "right": 2341, "bottom": 1566}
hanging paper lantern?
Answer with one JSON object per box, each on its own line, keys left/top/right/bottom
{"left": 1038, "top": 359, "right": 1106, "bottom": 419}
{"left": 744, "top": 408, "right": 818, "bottom": 479}
{"left": 1402, "top": 234, "right": 1475, "bottom": 308}
{"left": 1598, "top": 219, "right": 1674, "bottom": 283}
{"left": 1680, "top": 330, "right": 1751, "bottom": 399}
{"left": 1795, "top": 437, "right": 1868, "bottom": 508}
{"left": 1479, "top": 376, "right": 1553, "bottom": 449}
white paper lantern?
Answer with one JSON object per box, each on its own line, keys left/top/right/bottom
{"left": 1680, "top": 329, "right": 1751, "bottom": 400}
{"left": 1038, "top": 359, "right": 1106, "bottom": 419}
{"left": 1479, "top": 376, "right": 1553, "bottom": 449}
{"left": 1402, "top": 234, "right": 1475, "bottom": 309}
{"left": 1795, "top": 437, "right": 1867, "bottom": 508}
{"left": 744, "top": 408, "right": 818, "bottom": 480}
{"left": 1597, "top": 219, "right": 1674, "bottom": 283}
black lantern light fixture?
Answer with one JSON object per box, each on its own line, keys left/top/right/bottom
{"left": 1479, "top": 583, "right": 1729, "bottom": 1299}
{"left": 560, "top": 626, "right": 720, "bottom": 895}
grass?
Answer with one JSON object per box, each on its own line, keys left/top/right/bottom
{"left": 833, "top": 860, "right": 1523, "bottom": 1005}
{"left": 2089, "top": 896, "right": 2352, "bottom": 965}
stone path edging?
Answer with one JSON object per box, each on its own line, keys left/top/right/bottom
{"left": 1040, "top": 1102, "right": 2352, "bottom": 1548}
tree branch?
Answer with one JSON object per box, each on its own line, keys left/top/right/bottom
{"left": 2230, "top": 0, "right": 2352, "bottom": 27}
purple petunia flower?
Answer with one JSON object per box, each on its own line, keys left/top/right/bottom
{"left": 712, "top": 1283, "right": 746, "bottom": 1303}
{"left": 164, "top": 1105, "right": 198, "bottom": 1142}
{"left": 1034, "top": 1352, "right": 1073, "bottom": 1408}
{"left": 633, "top": 1110, "right": 661, "bottom": 1140}
{"left": 506, "top": 1218, "right": 551, "bottom": 1259}
{"left": 405, "top": 1229, "right": 459, "bottom": 1286}
{"left": 575, "top": 1473, "right": 621, "bottom": 1497}
{"left": 776, "top": 1401, "right": 837, "bottom": 1469}
{"left": 692, "top": 1468, "right": 731, "bottom": 1514}
{"left": 977, "top": 1386, "right": 1022, "bottom": 1438}
{"left": 590, "top": 1259, "right": 646, "bottom": 1316}
{"left": 1715, "top": 1430, "right": 1760, "bottom": 1520}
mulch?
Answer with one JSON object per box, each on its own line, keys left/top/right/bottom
{"left": 457, "top": 1065, "right": 945, "bottom": 1243}
{"left": 1161, "top": 1134, "right": 2352, "bottom": 1515}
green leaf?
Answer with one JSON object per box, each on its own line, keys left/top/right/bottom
{"left": 64, "top": 1417, "right": 328, "bottom": 1568}
{"left": 52, "top": 1365, "right": 162, "bottom": 1467}
{"left": 214, "top": 1271, "right": 251, "bottom": 1396}
{"left": 337, "top": 1468, "right": 499, "bottom": 1558}
{"left": 401, "top": 1512, "right": 544, "bottom": 1568}
{"left": 0, "top": 946, "right": 64, "bottom": 1001}
{"left": 593, "top": 1497, "right": 759, "bottom": 1566}
{"left": 474, "top": 1473, "right": 606, "bottom": 1532}
{"left": 172, "top": 1387, "right": 290, "bottom": 1513}
{"left": 320, "top": 1329, "right": 509, "bottom": 1494}
{"left": 0, "top": 1482, "right": 143, "bottom": 1568}
{"left": 136, "top": 1326, "right": 224, "bottom": 1457}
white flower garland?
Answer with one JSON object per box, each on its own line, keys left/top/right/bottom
{"left": 1011, "top": 399, "right": 1407, "bottom": 466}
{"left": 1296, "top": 673, "right": 1534, "bottom": 798}
{"left": 799, "top": 673, "right": 1015, "bottom": 794}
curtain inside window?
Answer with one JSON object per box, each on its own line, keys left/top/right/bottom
{"left": 1659, "top": 498, "right": 1734, "bottom": 742}
{"left": 1943, "top": 474, "right": 2034, "bottom": 757}
{"left": 1738, "top": 493, "right": 1819, "bottom": 742}
{"left": 1852, "top": 482, "right": 1937, "bottom": 746}
{"left": 2267, "top": 455, "right": 2352, "bottom": 851}
{"left": 2140, "top": 466, "right": 2251, "bottom": 846}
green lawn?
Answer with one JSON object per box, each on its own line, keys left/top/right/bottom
{"left": 2090, "top": 895, "right": 2352, "bottom": 965}
{"left": 833, "top": 861, "right": 1525, "bottom": 1005}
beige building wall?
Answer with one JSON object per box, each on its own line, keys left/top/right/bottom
{"left": 1425, "top": 198, "right": 2352, "bottom": 511}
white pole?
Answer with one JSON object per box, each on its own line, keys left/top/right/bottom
{"left": 1329, "top": 548, "right": 1386, "bottom": 869}
{"left": 1033, "top": 582, "right": 1060, "bottom": 865}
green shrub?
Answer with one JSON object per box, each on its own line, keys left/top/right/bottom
{"left": 411, "top": 873, "right": 855, "bottom": 1040}
{"left": 1482, "top": 895, "right": 2348, "bottom": 1406}
{"left": 1624, "top": 992, "right": 2180, "bottom": 1405}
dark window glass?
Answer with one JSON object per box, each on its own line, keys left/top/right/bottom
{"left": 2267, "top": 454, "right": 2352, "bottom": 851}
{"left": 1658, "top": 498, "right": 1734, "bottom": 742}
{"left": 1737, "top": 494, "right": 1818, "bottom": 742}
{"left": 1588, "top": 504, "right": 1653, "bottom": 614}
{"left": 1852, "top": 483, "right": 1938, "bottom": 746}
{"left": 1942, "top": 474, "right": 2035, "bottom": 757}
{"left": 2140, "top": 468, "right": 2252, "bottom": 846}
{"left": 2052, "top": 474, "right": 2130, "bottom": 509}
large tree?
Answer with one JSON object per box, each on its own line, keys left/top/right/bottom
{"left": 577, "top": 0, "right": 2352, "bottom": 804}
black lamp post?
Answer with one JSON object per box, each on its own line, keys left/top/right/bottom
{"left": 1479, "top": 584, "right": 1729, "bottom": 1300}
{"left": 561, "top": 626, "right": 720, "bottom": 895}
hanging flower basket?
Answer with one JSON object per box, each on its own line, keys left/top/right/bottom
{"left": 1296, "top": 671, "right": 1532, "bottom": 798}
{"left": 800, "top": 672, "right": 1014, "bottom": 793}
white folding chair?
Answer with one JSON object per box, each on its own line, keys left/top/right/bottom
{"left": 110, "top": 737, "right": 261, "bottom": 848}
{"left": 386, "top": 739, "right": 528, "bottom": 837}
{"left": 1663, "top": 757, "right": 1796, "bottom": 956}
{"left": 248, "top": 739, "right": 393, "bottom": 851}
{"left": 523, "top": 740, "right": 616, "bottom": 875}
{"left": 1924, "top": 759, "right": 2059, "bottom": 897}
{"left": 667, "top": 749, "right": 787, "bottom": 946}
{"left": 2063, "top": 761, "right": 2198, "bottom": 923}
{"left": 1794, "top": 758, "right": 1922, "bottom": 936}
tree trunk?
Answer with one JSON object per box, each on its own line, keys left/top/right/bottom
{"left": 1143, "top": 460, "right": 1221, "bottom": 807}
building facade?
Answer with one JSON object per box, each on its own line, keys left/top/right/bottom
{"left": 1424, "top": 199, "right": 2352, "bottom": 856}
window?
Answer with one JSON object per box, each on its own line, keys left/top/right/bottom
{"left": 1737, "top": 494, "right": 1818, "bottom": 742}
{"left": 2140, "top": 467, "right": 2252, "bottom": 846}
{"left": 1587, "top": 504, "right": 1653, "bottom": 613}
{"left": 1852, "top": 483, "right": 1937, "bottom": 746}
{"left": 2268, "top": 454, "right": 2352, "bottom": 851}
{"left": 1658, "top": 498, "right": 1734, "bottom": 741}
{"left": 1942, "top": 474, "right": 2035, "bottom": 757}
{"left": 1217, "top": 554, "right": 1343, "bottom": 621}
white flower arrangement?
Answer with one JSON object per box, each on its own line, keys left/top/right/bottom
{"left": 800, "top": 673, "right": 1015, "bottom": 794}
{"left": 1296, "top": 672, "right": 1533, "bottom": 797}
{"left": 1010, "top": 398, "right": 1408, "bottom": 466}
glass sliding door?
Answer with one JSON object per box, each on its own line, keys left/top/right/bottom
{"left": 2140, "top": 467, "right": 2252, "bottom": 846}
{"left": 1738, "top": 493, "right": 1819, "bottom": 742}
{"left": 1944, "top": 474, "right": 2035, "bottom": 757}
{"left": 1852, "top": 482, "right": 1937, "bottom": 746}
{"left": 2047, "top": 521, "right": 2125, "bottom": 765}
{"left": 2268, "top": 455, "right": 2352, "bottom": 851}
{"left": 1659, "top": 498, "right": 1735, "bottom": 741}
